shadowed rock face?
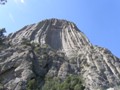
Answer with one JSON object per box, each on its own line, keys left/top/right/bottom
{"left": 1, "top": 19, "right": 120, "bottom": 90}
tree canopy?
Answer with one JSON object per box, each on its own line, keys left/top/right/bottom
{"left": 0, "top": 28, "right": 6, "bottom": 37}
{"left": 0, "top": 28, "right": 6, "bottom": 45}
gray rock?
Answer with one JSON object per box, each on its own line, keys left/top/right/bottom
{"left": 0, "top": 18, "right": 120, "bottom": 90}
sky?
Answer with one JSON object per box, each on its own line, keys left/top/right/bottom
{"left": 0, "top": 0, "right": 120, "bottom": 57}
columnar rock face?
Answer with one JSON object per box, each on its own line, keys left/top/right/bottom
{"left": 0, "top": 19, "right": 120, "bottom": 90}
{"left": 9, "top": 19, "right": 91, "bottom": 57}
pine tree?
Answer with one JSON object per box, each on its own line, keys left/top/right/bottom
{"left": 0, "top": 28, "right": 6, "bottom": 45}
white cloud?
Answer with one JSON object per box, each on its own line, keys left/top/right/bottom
{"left": 21, "top": 0, "right": 25, "bottom": 3}
{"left": 14, "top": 0, "right": 25, "bottom": 4}
{"left": 9, "top": 13, "right": 15, "bottom": 23}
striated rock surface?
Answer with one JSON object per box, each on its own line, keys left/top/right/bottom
{"left": 9, "top": 19, "right": 91, "bottom": 57}
{"left": 0, "top": 18, "right": 120, "bottom": 90}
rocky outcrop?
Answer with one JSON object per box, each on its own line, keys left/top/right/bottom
{"left": 9, "top": 19, "right": 91, "bottom": 57}
{"left": 0, "top": 45, "right": 38, "bottom": 90}
{"left": 0, "top": 18, "right": 120, "bottom": 90}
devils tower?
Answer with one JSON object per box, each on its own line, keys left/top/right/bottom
{"left": 0, "top": 19, "right": 120, "bottom": 90}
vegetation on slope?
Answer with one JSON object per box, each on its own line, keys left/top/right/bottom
{"left": 21, "top": 40, "right": 85, "bottom": 90}
{"left": 42, "top": 75, "right": 85, "bottom": 90}
{"left": 27, "top": 75, "right": 85, "bottom": 90}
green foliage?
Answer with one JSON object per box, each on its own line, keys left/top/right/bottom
{"left": 0, "top": 28, "right": 6, "bottom": 36}
{"left": 0, "top": 78, "right": 3, "bottom": 90}
{"left": 74, "top": 84, "right": 83, "bottom": 90}
{"left": 68, "top": 30, "right": 71, "bottom": 32}
{"left": 21, "top": 38, "right": 31, "bottom": 46}
{"left": 27, "top": 79, "right": 36, "bottom": 90}
{"left": 0, "top": 28, "right": 6, "bottom": 45}
{"left": 41, "top": 75, "right": 85, "bottom": 90}
{"left": 0, "top": 84, "right": 3, "bottom": 90}
{"left": 34, "top": 46, "right": 40, "bottom": 53}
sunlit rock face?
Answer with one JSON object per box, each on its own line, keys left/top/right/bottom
{"left": 1, "top": 19, "right": 120, "bottom": 90}
{"left": 9, "top": 19, "right": 91, "bottom": 57}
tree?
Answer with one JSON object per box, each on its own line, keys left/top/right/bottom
{"left": 21, "top": 38, "right": 31, "bottom": 46}
{"left": 0, "top": 0, "right": 7, "bottom": 5}
{"left": 41, "top": 75, "right": 85, "bottom": 90}
{"left": 0, "top": 28, "right": 6, "bottom": 45}
{"left": 0, "top": 28, "right": 6, "bottom": 36}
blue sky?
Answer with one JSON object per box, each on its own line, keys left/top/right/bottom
{"left": 0, "top": 0, "right": 120, "bottom": 57}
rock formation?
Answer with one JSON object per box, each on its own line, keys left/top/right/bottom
{"left": 0, "top": 18, "right": 120, "bottom": 90}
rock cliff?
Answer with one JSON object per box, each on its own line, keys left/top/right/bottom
{"left": 0, "top": 19, "right": 120, "bottom": 90}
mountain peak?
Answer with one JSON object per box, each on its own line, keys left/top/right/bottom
{"left": 9, "top": 19, "right": 91, "bottom": 56}
{"left": 1, "top": 19, "right": 120, "bottom": 90}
